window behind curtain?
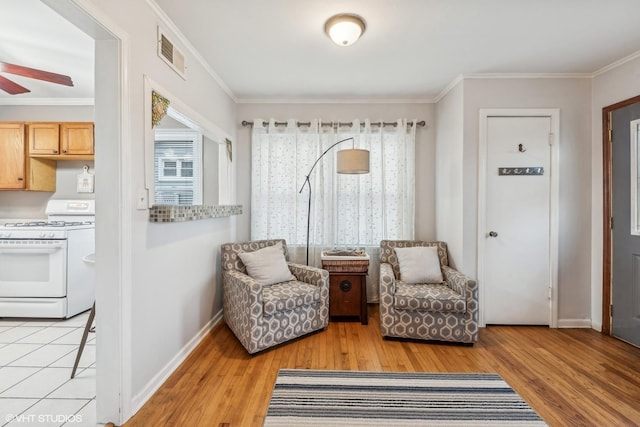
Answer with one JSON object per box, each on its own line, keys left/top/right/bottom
{"left": 250, "top": 119, "right": 415, "bottom": 248}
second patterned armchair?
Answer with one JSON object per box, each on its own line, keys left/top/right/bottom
{"left": 221, "top": 239, "right": 329, "bottom": 354}
{"left": 379, "top": 240, "right": 479, "bottom": 344}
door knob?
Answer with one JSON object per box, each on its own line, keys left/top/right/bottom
{"left": 489, "top": 231, "right": 498, "bottom": 237}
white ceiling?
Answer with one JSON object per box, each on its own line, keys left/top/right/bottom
{"left": 0, "top": 0, "right": 93, "bottom": 104}
{"left": 154, "top": 0, "right": 640, "bottom": 102}
{"left": 3, "top": 0, "right": 640, "bottom": 104}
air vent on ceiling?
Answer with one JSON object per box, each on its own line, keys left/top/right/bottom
{"left": 157, "top": 27, "right": 186, "bottom": 79}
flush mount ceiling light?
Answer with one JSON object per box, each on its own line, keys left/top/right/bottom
{"left": 324, "top": 14, "right": 366, "bottom": 46}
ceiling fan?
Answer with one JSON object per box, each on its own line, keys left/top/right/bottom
{"left": 0, "top": 61, "right": 73, "bottom": 95}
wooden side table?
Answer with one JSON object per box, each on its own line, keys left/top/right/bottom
{"left": 321, "top": 253, "right": 369, "bottom": 325}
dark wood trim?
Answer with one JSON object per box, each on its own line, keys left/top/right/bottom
{"left": 603, "top": 106, "right": 612, "bottom": 334}
{"left": 602, "top": 94, "right": 640, "bottom": 334}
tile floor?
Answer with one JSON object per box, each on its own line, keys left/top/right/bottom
{"left": 0, "top": 310, "right": 96, "bottom": 427}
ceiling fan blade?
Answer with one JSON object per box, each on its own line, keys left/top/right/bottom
{"left": 0, "top": 61, "right": 73, "bottom": 87}
{"left": 0, "top": 75, "right": 30, "bottom": 95}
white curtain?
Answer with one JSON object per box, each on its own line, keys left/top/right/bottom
{"left": 251, "top": 118, "right": 416, "bottom": 301}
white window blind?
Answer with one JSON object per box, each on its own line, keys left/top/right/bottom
{"left": 154, "top": 129, "right": 203, "bottom": 205}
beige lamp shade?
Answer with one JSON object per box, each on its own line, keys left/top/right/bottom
{"left": 337, "top": 148, "right": 369, "bottom": 174}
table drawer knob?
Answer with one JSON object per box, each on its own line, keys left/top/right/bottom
{"left": 339, "top": 280, "right": 352, "bottom": 292}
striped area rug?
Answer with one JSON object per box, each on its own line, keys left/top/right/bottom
{"left": 263, "top": 370, "right": 547, "bottom": 426}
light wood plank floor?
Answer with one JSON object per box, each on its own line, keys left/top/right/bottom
{"left": 125, "top": 305, "right": 640, "bottom": 427}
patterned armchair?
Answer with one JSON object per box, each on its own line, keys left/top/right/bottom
{"left": 379, "top": 240, "right": 478, "bottom": 344}
{"left": 221, "top": 239, "right": 329, "bottom": 354}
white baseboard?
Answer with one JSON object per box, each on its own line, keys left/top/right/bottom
{"left": 557, "top": 318, "right": 592, "bottom": 328}
{"left": 131, "top": 309, "right": 224, "bottom": 415}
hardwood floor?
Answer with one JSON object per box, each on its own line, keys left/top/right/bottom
{"left": 124, "top": 305, "right": 640, "bottom": 427}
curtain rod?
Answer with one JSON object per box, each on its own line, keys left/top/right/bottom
{"left": 241, "top": 120, "right": 426, "bottom": 128}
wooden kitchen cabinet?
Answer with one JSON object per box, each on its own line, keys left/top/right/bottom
{"left": 0, "top": 122, "right": 55, "bottom": 191}
{"left": 28, "top": 122, "right": 94, "bottom": 159}
{"left": 26, "top": 158, "right": 56, "bottom": 192}
{"left": 0, "top": 123, "right": 26, "bottom": 189}
{"left": 61, "top": 123, "right": 94, "bottom": 155}
{"left": 27, "top": 122, "right": 60, "bottom": 155}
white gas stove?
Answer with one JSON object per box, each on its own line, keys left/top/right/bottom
{"left": 0, "top": 200, "right": 95, "bottom": 318}
{"left": 0, "top": 221, "right": 94, "bottom": 239}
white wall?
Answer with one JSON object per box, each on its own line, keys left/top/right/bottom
{"left": 61, "top": 0, "right": 239, "bottom": 422}
{"left": 0, "top": 105, "right": 94, "bottom": 218}
{"left": 435, "top": 81, "right": 464, "bottom": 269}
{"left": 54, "top": 161, "right": 95, "bottom": 200}
{"left": 434, "top": 78, "right": 593, "bottom": 324}
{"left": 456, "top": 77, "right": 593, "bottom": 324}
{"left": 236, "top": 103, "right": 436, "bottom": 241}
{"left": 0, "top": 160, "right": 95, "bottom": 219}
{"left": 591, "top": 55, "right": 640, "bottom": 330}
{"left": 0, "top": 105, "right": 93, "bottom": 121}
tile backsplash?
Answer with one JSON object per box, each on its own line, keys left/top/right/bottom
{"left": 149, "top": 204, "right": 242, "bottom": 222}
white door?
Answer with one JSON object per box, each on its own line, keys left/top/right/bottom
{"left": 483, "top": 115, "right": 554, "bottom": 325}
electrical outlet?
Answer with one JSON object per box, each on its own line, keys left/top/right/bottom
{"left": 136, "top": 189, "right": 148, "bottom": 210}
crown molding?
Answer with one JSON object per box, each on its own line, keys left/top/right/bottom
{"left": 434, "top": 72, "right": 595, "bottom": 103}
{"left": 0, "top": 97, "right": 95, "bottom": 106}
{"left": 464, "top": 72, "right": 592, "bottom": 79}
{"left": 433, "top": 74, "right": 465, "bottom": 103}
{"left": 593, "top": 48, "right": 640, "bottom": 77}
{"left": 145, "top": 0, "right": 238, "bottom": 103}
{"left": 236, "top": 97, "right": 435, "bottom": 105}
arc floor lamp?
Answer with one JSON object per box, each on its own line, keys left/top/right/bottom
{"left": 299, "top": 137, "right": 370, "bottom": 265}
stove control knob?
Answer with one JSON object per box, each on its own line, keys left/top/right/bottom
{"left": 39, "top": 232, "right": 47, "bottom": 238}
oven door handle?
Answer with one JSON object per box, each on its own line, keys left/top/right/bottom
{"left": 0, "top": 244, "right": 65, "bottom": 253}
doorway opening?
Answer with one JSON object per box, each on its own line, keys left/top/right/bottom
{"left": 42, "top": 0, "right": 129, "bottom": 423}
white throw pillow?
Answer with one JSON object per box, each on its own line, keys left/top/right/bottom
{"left": 394, "top": 246, "right": 443, "bottom": 284}
{"left": 238, "top": 241, "right": 295, "bottom": 286}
